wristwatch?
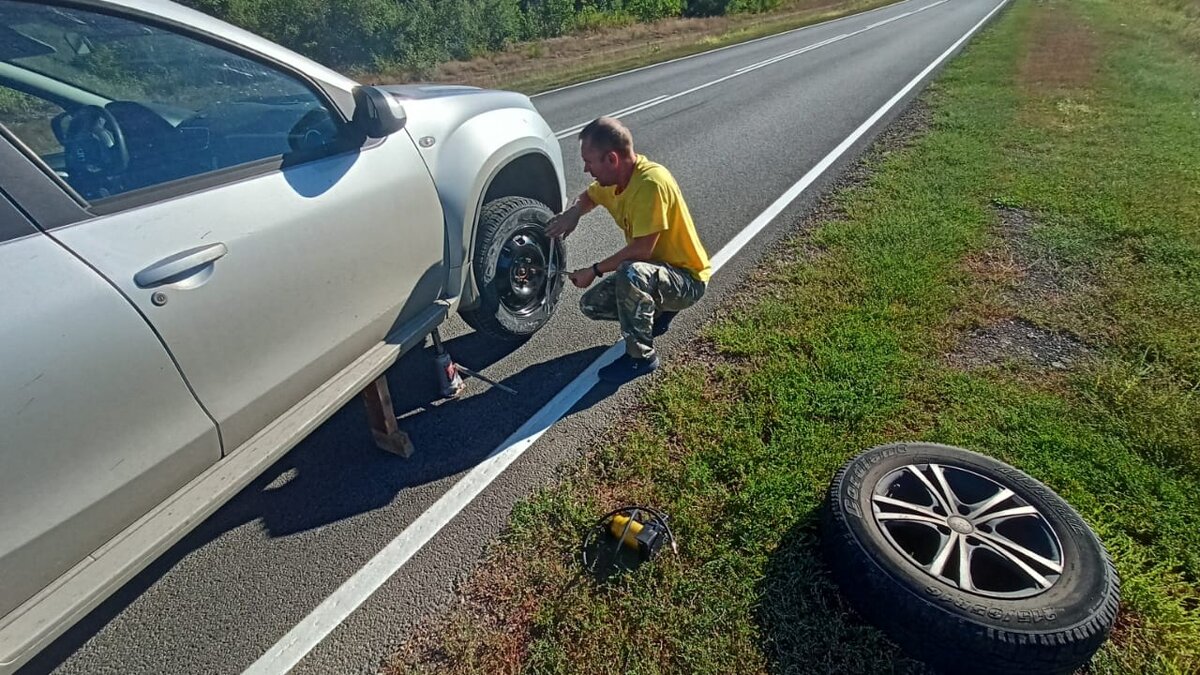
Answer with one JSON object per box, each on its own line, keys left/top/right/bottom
{"left": 592, "top": 263, "right": 604, "bottom": 278}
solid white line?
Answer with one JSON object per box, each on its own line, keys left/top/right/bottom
{"left": 553, "top": 0, "right": 946, "bottom": 134}
{"left": 734, "top": 33, "right": 847, "bottom": 73}
{"left": 555, "top": 95, "right": 669, "bottom": 138}
{"left": 531, "top": 0, "right": 921, "bottom": 98}
{"left": 245, "top": 0, "right": 1010, "bottom": 671}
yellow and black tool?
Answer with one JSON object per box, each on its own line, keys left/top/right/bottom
{"left": 609, "top": 512, "right": 669, "bottom": 561}
{"left": 582, "top": 506, "right": 676, "bottom": 580}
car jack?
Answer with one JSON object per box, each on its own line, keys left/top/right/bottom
{"left": 430, "top": 328, "right": 517, "bottom": 398}
{"left": 361, "top": 328, "right": 517, "bottom": 458}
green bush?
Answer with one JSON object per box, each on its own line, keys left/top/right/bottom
{"left": 726, "top": 0, "right": 781, "bottom": 12}
{"left": 570, "top": 8, "right": 636, "bottom": 33}
{"left": 181, "top": 0, "right": 707, "bottom": 72}
{"left": 683, "top": 0, "right": 731, "bottom": 17}
{"left": 624, "top": 0, "right": 683, "bottom": 22}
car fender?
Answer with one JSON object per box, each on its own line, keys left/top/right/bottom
{"left": 381, "top": 87, "right": 566, "bottom": 307}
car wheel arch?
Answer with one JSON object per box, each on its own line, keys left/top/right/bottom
{"left": 446, "top": 146, "right": 562, "bottom": 310}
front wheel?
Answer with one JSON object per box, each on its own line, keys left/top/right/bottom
{"left": 460, "top": 196, "right": 565, "bottom": 341}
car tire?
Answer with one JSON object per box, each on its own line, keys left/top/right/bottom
{"left": 461, "top": 196, "right": 565, "bottom": 341}
{"left": 822, "top": 443, "right": 1119, "bottom": 675}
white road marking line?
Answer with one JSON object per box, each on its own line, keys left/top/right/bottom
{"left": 245, "top": 0, "right": 1010, "bottom": 671}
{"left": 734, "top": 34, "right": 847, "bottom": 73}
{"left": 555, "top": 95, "right": 669, "bottom": 139}
{"left": 555, "top": 0, "right": 947, "bottom": 131}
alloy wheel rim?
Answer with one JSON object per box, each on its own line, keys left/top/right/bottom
{"left": 871, "top": 463, "right": 1065, "bottom": 599}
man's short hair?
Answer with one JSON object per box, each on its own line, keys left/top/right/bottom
{"left": 579, "top": 117, "right": 633, "bottom": 155}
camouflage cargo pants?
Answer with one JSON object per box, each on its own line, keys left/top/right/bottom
{"left": 579, "top": 260, "right": 706, "bottom": 359}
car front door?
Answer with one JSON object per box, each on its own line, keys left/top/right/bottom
{"left": 0, "top": 1, "right": 446, "bottom": 452}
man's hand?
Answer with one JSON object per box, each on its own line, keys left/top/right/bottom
{"left": 546, "top": 191, "right": 595, "bottom": 240}
{"left": 545, "top": 209, "right": 580, "bottom": 240}
{"left": 568, "top": 267, "right": 597, "bottom": 288}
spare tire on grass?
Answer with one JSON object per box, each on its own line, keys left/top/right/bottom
{"left": 822, "top": 443, "right": 1119, "bottom": 675}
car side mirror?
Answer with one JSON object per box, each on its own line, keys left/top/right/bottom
{"left": 352, "top": 86, "right": 406, "bottom": 138}
{"left": 64, "top": 32, "right": 94, "bottom": 57}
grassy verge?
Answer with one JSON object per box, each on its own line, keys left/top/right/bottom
{"left": 388, "top": 0, "right": 1200, "bottom": 672}
{"left": 361, "top": 0, "right": 904, "bottom": 94}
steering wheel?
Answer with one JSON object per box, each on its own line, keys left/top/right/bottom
{"left": 63, "top": 105, "right": 129, "bottom": 191}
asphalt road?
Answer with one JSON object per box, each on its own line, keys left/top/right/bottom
{"left": 21, "top": 0, "right": 1009, "bottom": 672}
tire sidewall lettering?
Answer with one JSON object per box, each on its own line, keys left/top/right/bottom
{"left": 924, "top": 586, "right": 1059, "bottom": 623}
{"left": 843, "top": 444, "right": 908, "bottom": 520}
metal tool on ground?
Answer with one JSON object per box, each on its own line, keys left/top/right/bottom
{"left": 430, "top": 329, "right": 517, "bottom": 397}
{"left": 582, "top": 506, "right": 677, "bottom": 581}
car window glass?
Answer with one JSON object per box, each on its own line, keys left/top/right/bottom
{"left": 0, "top": 1, "right": 345, "bottom": 202}
{"left": 0, "top": 88, "right": 64, "bottom": 157}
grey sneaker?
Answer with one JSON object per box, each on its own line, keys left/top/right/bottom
{"left": 598, "top": 353, "right": 660, "bottom": 383}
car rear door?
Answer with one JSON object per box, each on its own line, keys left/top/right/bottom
{"left": 0, "top": 140, "right": 220, "bottom": 622}
{"left": 0, "top": 1, "right": 446, "bottom": 452}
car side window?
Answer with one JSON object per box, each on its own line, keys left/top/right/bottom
{"left": 0, "top": 1, "right": 346, "bottom": 203}
{"left": 0, "top": 89, "right": 64, "bottom": 159}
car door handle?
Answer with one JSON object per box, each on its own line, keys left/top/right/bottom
{"left": 134, "top": 243, "right": 228, "bottom": 288}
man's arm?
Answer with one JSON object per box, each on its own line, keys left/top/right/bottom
{"left": 545, "top": 190, "right": 596, "bottom": 239}
{"left": 594, "top": 232, "right": 659, "bottom": 274}
{"left": 568, "top": 231, "right": 660, "bottom": 288}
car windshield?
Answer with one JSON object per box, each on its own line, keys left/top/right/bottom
{"left": 0, "top": 3, "right": 310, "bottom": 110}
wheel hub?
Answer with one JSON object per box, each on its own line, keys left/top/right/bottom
{"left": 947, "top": 516, "right": 973, "bottom": 534}
{"left": 496, "top": 229, "right": 552, "bottom": 315}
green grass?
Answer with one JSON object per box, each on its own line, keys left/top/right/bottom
{"left": 389, "top": 0, "right": 1200, "bottom": 672}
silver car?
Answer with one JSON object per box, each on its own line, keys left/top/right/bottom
{"left": 0, "top": 1, "right": 566, "bottom": 670}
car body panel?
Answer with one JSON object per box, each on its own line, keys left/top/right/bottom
{"left": 384, "top": 84, "right": 565, "bottom": 306}
{"left": 50, "top": 135, "right": 446, "bottom": 451}
{"left": 0, "top": 222, "right": 220, "bottom": 621}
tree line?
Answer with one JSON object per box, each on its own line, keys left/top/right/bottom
{"left": 181, "top": 0, "right": 782, "bottom": 73}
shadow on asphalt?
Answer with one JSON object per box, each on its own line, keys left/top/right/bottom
{"left": 20, "top": 333, "right": 613, "bottom": 675}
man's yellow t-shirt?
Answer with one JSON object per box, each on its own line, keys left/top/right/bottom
{"left": 586, "top": 155, "right": 711, "bottom": 282}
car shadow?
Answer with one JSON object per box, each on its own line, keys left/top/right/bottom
{"left": 19, "top": 338, "right": 614, "bottom": 675}
{"left": 753, "top": 510, "right": 925, "bottom": 674}
{"left": 251, "top": 339, "right": 613, "bottom": 538}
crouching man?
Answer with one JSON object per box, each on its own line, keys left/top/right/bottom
{"left": 545, "top": 117, "right": 711, "bottom": 383}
